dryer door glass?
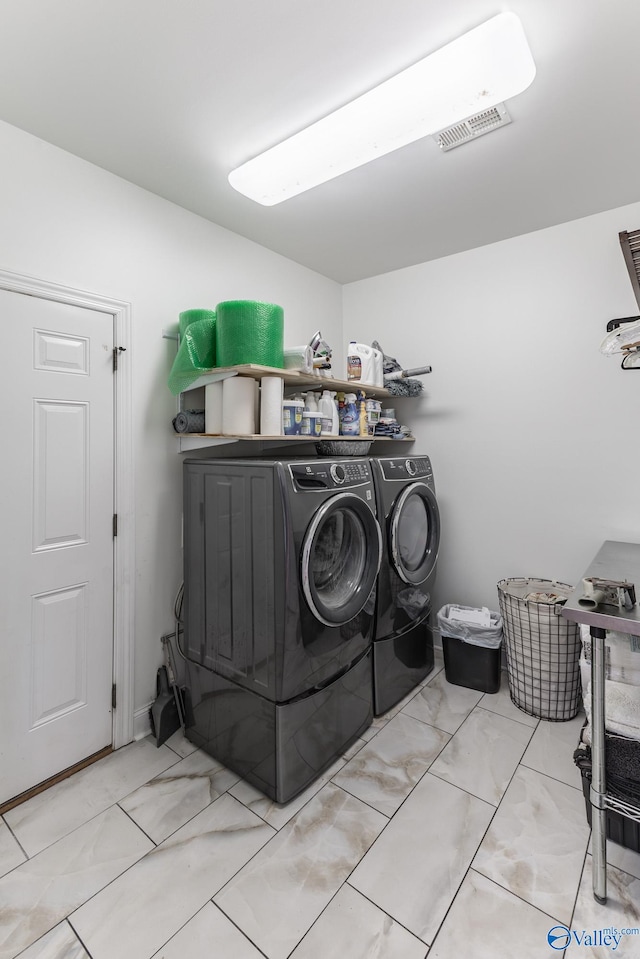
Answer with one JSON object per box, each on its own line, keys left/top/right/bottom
{"left": 302, "top": 492, "right": 382, "bottom": 627}
{"left": 390, "top": 482, "right": 440, "bottom": 586}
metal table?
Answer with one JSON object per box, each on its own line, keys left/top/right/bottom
{"left": 562, "top": 540, "right": 640, "bottom": 903}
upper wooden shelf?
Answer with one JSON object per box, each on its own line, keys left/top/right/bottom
{"left": 183, "top": 364, "right": 392, "bottom": 399}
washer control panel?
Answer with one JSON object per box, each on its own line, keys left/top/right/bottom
{"left": 379, "top": 457, "right": 433, "bottom": 482}
{"left": 289, "top": 459, "right": 371, "bottom": 491}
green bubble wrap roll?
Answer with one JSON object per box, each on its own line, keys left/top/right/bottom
{"left": 179, "top": 308, "right": 216, "bottom": 338}
{"left": 215, "top": 300, "right": 284, "bottom": 369}
{"left": 167, "top": 315, "right": 217, "bottom": 395}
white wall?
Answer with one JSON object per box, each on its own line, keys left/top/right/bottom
{"left": 344, "top": 203, "right": 640, "bottom": 617}
{"left": 0, "top": 119, "right": 343, "bottom": 721}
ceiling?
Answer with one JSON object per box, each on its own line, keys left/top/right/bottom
{"left": 1, "top": 0, "right": 639, "bottom": 283}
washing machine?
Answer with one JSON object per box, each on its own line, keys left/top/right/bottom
{"left": 370, "top": 455, "right": 441, "bottom": 715}
{"left": 181, "top": 456, "right": 382, "bottom": 803}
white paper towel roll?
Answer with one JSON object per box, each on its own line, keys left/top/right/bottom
{"left": 260, "top": 376, "right": 283, "bottom": 435}
{"left": 222, "top": 376, "right": 256, "bottom": 435}
{"left": 204, "top": 381, "right": 223, "bottom": 434}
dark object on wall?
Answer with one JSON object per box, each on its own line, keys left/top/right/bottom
{"left": 619, "top": 229, "right": 640, "bottom": 310}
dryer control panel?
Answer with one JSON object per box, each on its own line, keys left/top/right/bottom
{"left": 289, "top": 459, "right": 371, "bottom": 491}
{"left": 379, "top": 457, "right": 433, "bottom": 482}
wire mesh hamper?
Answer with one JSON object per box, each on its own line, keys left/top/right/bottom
{"left": 497, "top": 578, "right": 582, "bottom": 721}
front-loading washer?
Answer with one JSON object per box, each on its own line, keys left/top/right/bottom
{"left": 181, "top": 456, "right": 382, "bottom": 802}
{"left": 370, "top": 455, "right": 441, "bottom": 715}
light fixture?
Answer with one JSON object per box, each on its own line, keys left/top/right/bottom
{"left": 228, "top": 12, "right": 535, "bottom": 205}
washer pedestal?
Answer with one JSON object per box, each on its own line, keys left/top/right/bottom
{"left": 184, "top": 650, "right": 373, "bottom": 804}
{"left": 372, "top": 615, "right": 434, "bottom": 716}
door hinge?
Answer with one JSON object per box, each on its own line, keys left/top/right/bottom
{"left": 112, "top": 514, "right": 118, "bottom": 537}
{"left": 113, "top": 346, "right": 126, "bottom": 372}
{"left": 112, "top": 684, "right": 117, "bottom": 709}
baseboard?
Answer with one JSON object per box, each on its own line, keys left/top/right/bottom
{"left": 134, "top": 702, "right": 153, "bottom": 741}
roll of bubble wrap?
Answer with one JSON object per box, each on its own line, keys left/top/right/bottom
{"left": 179, "top": 308, "right": 216, "bottom": 338}
{"left": 216, "top": 300, "right": 284, "bottom": 369}
{"left": 168, "top": 314, "right": 217, "bottom": 395}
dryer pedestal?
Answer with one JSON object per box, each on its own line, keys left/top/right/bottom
{"left": 372, "top": 615, "right": 434, "bottom": 716}
{"left": 184, "top": 650, "right": 373, "bottom": 804}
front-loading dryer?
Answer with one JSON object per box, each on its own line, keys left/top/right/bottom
{"left": 181, "top": 456, "right": 382, "bottom": 802}
{"left": 370, "top": 455, "right": 441, "bottom": 715}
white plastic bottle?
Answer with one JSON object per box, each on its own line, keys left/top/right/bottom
{"left": 373, "top": 347, "right": 384, "bottom": 387}
{"left": 347, "top": 341, "right": 362, "bottom": 382}
{"left": 319, "top": 390, "right": 337, "bottom": 436}
{"left": 304, "top": 391, "right": 318, "bottom": 412}
{"left": 347, "top": 342, "right": 376, "bottom": 385}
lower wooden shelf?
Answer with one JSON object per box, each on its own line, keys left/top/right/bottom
{"left": 176, "top": 433, "right": 414, "bottom": 453}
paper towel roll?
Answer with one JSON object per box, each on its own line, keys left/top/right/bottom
{"left": 222, "top": 376, "right": 256, "bottom": 435}
{"left": 260, "top": 376, "right": 283, "bottom": 435}
{"left": 205, "top": 381, "right": 223, "bottom": 434}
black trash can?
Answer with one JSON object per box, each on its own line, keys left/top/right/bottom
{"left": 437, "top": 604, "right": 503, "bottom": 694}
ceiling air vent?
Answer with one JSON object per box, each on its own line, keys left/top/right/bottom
{"left": 434, "top": 103, "right": 512, "bottom": 152}
{"left": 619, "top": 230, "right": 640, "bottom": 310}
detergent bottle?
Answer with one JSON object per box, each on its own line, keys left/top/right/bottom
{"left": 339, "top": 393, "right": 360, "bottom": 436}
{"left": 347, "top": 342, "right": 376, "bottom": 385}
{"left": 319, "top": 390, "right": 337, "bottom": 436}
{"left": 357, "top": 391, "right": 368, "bottom": 437}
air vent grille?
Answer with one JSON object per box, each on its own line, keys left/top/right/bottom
{"left": 434, "top": 103, "right": 512, "bottom": 152}
{"left": 620, "top": 230, "right": 640, "bottom": 310}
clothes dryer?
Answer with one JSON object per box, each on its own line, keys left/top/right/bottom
{"left": 181, "top": 457, "right": 382, "bottom": 803}
{"left": 370, "top": 455, "right": 441, "bottom": 715}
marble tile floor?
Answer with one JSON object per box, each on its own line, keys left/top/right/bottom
{"left": 2, "top": 650, "right": 640, "bottom": 959}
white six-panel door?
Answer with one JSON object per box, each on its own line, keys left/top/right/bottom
{"left": 0, "top": 290, "right": 115, "bottom": 804}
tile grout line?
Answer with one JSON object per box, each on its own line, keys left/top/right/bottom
{"left": 2, "top": 815, "right": 29, "bottom": 862}
{"left": 475, "top": 701, "right": 541, "bottom": 730}
{"left": 468, "top": 755, "right": 588, "bottom": 927}
{"left": 69, "top": 917, "right": 96, "bottom": 959}
{"left": 423, "top": 742, "right": 512, "bottom": 951}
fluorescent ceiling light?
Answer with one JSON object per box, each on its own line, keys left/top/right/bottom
{"left": 228, "top": 11, "right": 536, "bottom": 206}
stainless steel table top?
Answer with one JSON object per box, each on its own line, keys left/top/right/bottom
{"left": 562, "top": 540, "right": 640, "bottom": 635}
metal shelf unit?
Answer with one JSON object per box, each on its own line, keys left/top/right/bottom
{"left": 562, "top": 540, "right": 640, "bottom": 903}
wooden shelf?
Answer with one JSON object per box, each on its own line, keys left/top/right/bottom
{"left": 182, "top": 364, "right": 392, "bottom": 399}
{"left": 176, "top": 364, "right": 415, "bottom": 452}
{"left": 177, "top": 433, "right": 414, "bottom": 453}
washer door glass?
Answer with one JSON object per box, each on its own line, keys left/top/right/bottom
{"left": 390, "top": 482, "right": 440, "bottom": 585}
{"left": 302, "top": 492, "right": 382, "bottom": 627}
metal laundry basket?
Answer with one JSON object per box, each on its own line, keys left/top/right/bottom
{"left": 497, "top": 578, "right": 581, "bottom": 721}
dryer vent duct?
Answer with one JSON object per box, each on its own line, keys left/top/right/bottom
{"left": 434, "top": 103, "right": 512, "bottom": 152}
{"left": 619, "top": 229, "right": 640, "bottom": 310}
